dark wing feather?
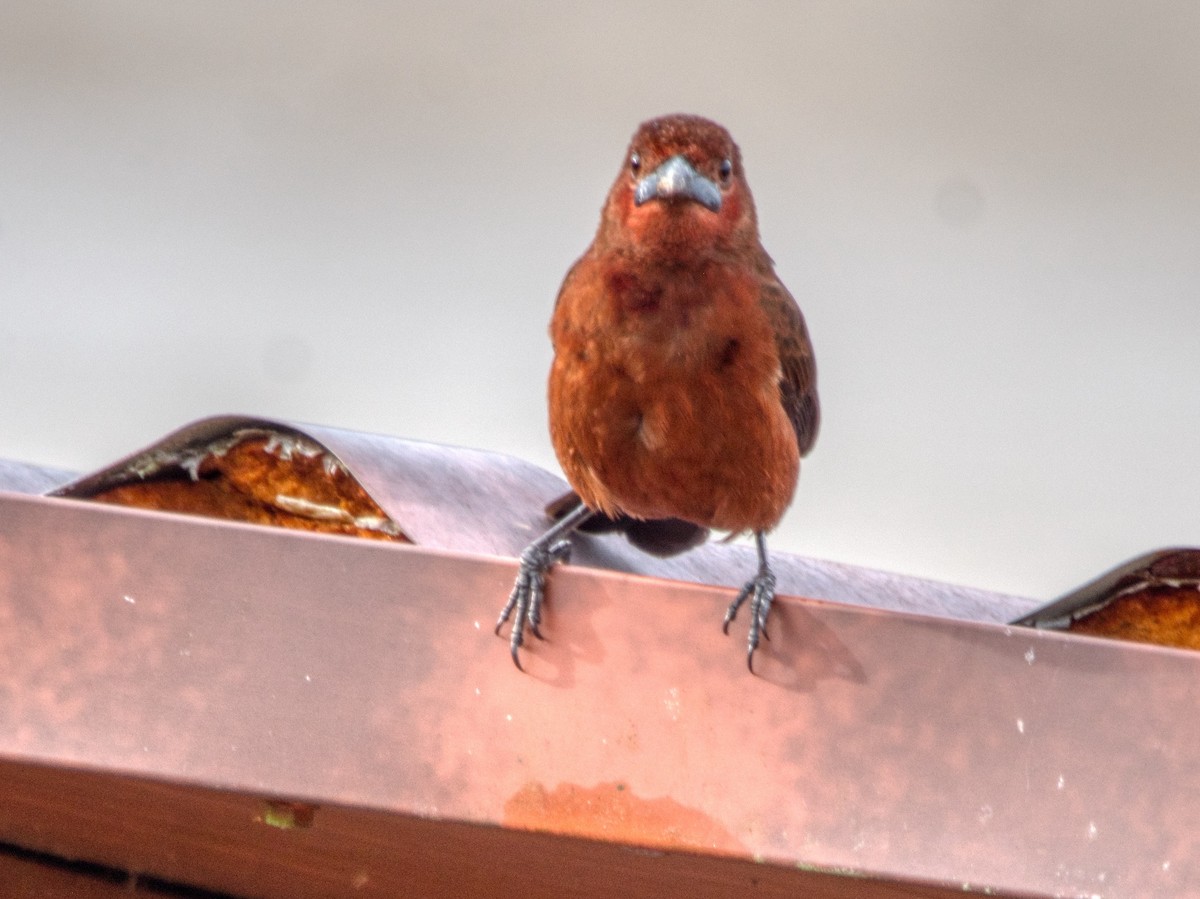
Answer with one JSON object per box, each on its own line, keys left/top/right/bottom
{"left": 544, "top": 489, "right": 710, "bottom": 557}
{"left": 758, "top": 275, "right": 820, "bottom": 457}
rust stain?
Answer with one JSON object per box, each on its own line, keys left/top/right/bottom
{"left": 1018, "top": 548, "right": 1200, "bottom": 651}
{"left": 1070, "top": 585, "right": 1200, "bottom": 649}
{"left": 504, "top": 781, "right": 746, "bottom": 855}
{"left": 87, "top": 433, "right": 410, "bottom": 543}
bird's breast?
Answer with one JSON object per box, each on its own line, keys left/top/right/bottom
{"left": 599, "top": 265, "right": 752, "bottom": 374}
{"left": 548, "top": 261, "right": 800, "bottom": 532}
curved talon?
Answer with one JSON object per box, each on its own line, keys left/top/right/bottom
{"left": 722, "top": 583, "right": 751, "bottom": 634}
{"left": 510, "top": 637, "right": 525, "bottom": 671}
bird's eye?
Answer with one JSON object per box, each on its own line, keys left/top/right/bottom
{"left": 630, "top": 153, "right": 641, "bottom": 176}
{"left": 718, "top": 158, "right": 733, "bottom": 184}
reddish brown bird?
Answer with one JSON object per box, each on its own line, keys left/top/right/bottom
{"left": 496, "top": 113, "right": 819, "bottom": 671}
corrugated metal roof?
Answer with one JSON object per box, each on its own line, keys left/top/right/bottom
{"left": 51, "top": 414, "right": 1036, "bottom": 623}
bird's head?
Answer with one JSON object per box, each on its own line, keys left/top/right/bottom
{"left": 599, "top": 114, "right": 759, "bottom": 259}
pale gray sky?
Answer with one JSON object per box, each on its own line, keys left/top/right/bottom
{"left": 2, "top": 2, "right": 1198, "bottom": 601}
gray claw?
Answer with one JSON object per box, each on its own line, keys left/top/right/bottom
{"left": 495, "top": 500, "right": 594, "bottom": 669}
{"left": 724, "top": 532, "right": 777, "bottom": 674}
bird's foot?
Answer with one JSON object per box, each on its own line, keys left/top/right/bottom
{"left": 494, "top": 538, "right": 573, "bottom": 670}
{"left": 723, "top": 568, "right": 776, "bottom": 671}
{"left": 495, "top": 499, "right": 596, "bottom": 670}
{"left": 722, "top": 532, "right": 777, "bottom": 672}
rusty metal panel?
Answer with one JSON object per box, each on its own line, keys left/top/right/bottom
{"left": 1014, "top": 548, "right": 1200, "bottom": 649}
{"left": 52, "top": 414, "right": 1035, "bottom": 623}
{"left": 0, "top": 490, "right": 1195, "bottom": 897}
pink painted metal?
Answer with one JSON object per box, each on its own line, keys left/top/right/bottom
{"left": 0, "top": 489, "right": 1196, "bottom": 896}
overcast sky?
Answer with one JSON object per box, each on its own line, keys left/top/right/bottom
{"left": 2, "top": 2, "right": 1198, "bottom": 601}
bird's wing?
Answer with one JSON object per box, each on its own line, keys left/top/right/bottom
{"left": 544, "top": 489, "right": 710, "bottom": 557}
{"left": 759, "top": 276, "right": 820, "bottom": 457}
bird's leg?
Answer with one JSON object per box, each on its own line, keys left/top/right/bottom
{"left": 722, "top": 531, "right": 777, "bottom": 672}
{"left": 495, "top": 499, "right": 595, "bottom": 670}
